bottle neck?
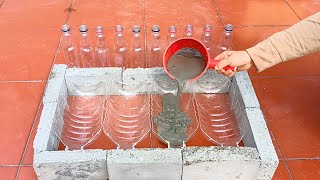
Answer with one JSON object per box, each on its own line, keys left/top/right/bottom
{"left": 152, "top": 32, "right": 160, "bottom": 47}
{"left": 202, "top": 31, "right": 212, "bottom": 48}
{"left": 96, "top": 34, "right": 105, "bottom": 47}
{"left": 115, "top": 32, "right": 125, "bottom": 47}
{"left": 133, "top": 32, "right": 141, "bottom": 48}
{"left": 62, "top": 31, "right": 71, "bottom": 37}
{"left": 62, "top": 32, "right": 74, "bottom": 47}
{"left": 221, "top": 30, "right": 233, "bottom": 50}
{"left": 185, "top": 32, "right": 192, "bottom": 37}
{"left": 168, "top": 32, "right": 177, "bottom": 38}
{"left": 80, "top": 32, "right": 90, "bottom": 46}
{"left": 224, "top": 31, "right": 233, "bottom": 40}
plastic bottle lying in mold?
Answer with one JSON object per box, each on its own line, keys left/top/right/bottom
{"left": 151, "top": 76, "right": 198, "bottom": 147}
{"left": 195, "top": 93, "right": 241, "bottom": 146}
{"left": 60, "top": 96, "right": 105, "bottom": 150}
{"left": 103, "top": 81, "right": 150, "bottom": 149}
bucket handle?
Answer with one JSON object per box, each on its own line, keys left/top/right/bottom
{"left": 209, "top": 59, "right": 236, "bottom": 72}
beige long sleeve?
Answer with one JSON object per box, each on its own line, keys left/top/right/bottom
{"left": 246, "top": 12, "right": 320, "bottom": 72}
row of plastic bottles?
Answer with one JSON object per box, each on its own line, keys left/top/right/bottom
{"left": 60, "top": 93, "right": 242, "bottom": 150}
{"left": 61, "top": 24, "right": 234, "bottom": 68}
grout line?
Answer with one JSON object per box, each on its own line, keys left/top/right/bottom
{"left": 285, "top": 158, "right": 320, "bottom": 161}
{"left": 0, "top": 80, "right": 46, "bottom": 83}
{"left": 212, "top": 0, "right": 225, "bottom": 25}
{"left": 142, "top": 0, "right": 148, "bottom": 67}
{"left": 0, "top": 165, "right": 20, "bottom": 167}
{"left": 233, "top": 25, "right": 291, "bottom": 28}
{"left": 0, "top": 1, "right": 5, "bottom": 8}
{"left": 14, "top": 100, "right": 43, "bottom": 180}
{"left": 14, "top": 1, "right": 75, "bottom": 179}
{"left": 283, "top": 0, "right": 302, "bottom": 20}
{"left": 269, "top": 130, "right": 285, "bottom": 160}
{"left": 64, "top": 0, "right": 76, "bottom": 24}
{"left": 268, "top": 129, "right": 294, "bottom": 179}
{"left": 262, "top": 115, "right": 294, "bottom": 179}
{"left": 250, "top": 75, "right": 320, "bottom": 79}
{"left": 283, "top": 159, "right": 295, "bottom": 180}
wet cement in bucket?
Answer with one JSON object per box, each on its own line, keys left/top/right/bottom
{"left": 154, "top": 48, "right": 206, "bottom": 147}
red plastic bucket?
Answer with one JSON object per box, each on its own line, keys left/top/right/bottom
{"left": 163, "top": 38, "right": 235, "bottom": 82}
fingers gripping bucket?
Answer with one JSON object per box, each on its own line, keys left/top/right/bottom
{"left": 163, "top": 38, "right": 235, "bottom": 82}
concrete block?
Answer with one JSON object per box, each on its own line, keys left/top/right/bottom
{"left": 231, "top": 71, "right": 260, "bottom": 109}
{"left": 107, "top": 148, "right": 182, "bottom": 180}
{"left": 245, "top": 108, "right": 279, "bottom": 180}
{"left": 43, "top": 64, "right": 68, "bottom": 104}
{"left": 65, "top": 67, "right": 123, "bottom": 96}
{"left": 33, "top": 102, "right": 64, "bottom": 154}
{"left": 122, "top": 68, "right": 230, "bottom": 94}
{"left": 34, "top": 150, "right": 107, "bottom": 180}
{"left": 182, "top": 146, "right": 260, "bottom": 180}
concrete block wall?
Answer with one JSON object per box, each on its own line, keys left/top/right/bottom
{"left": 182, "top": 146, "right": 260, "bottom": 180}
{"left": 33, "top": 65, "right": 278, "bottom": 180}
{"left": 107, "top": 148, "right": 182, "bottom": 180}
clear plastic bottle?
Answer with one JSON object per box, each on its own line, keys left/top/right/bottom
{"left": 61, "top": 24, "right": 80, "bottom": 68}
{"left": 130, "top": 26, "right": 145, "bottom": 68}
{"left": 61, "top": 96, "right": 105, "bottom": 150}
{"left": 79, "top": 25, "right": 96, "bottom": 68}
{"left": 201, "top": 24, "right": 213, "bottom": 52}
{"left": 166, "top": 25, "right": 177, "bottom": 47}
{"left": 149, "top": 25, "right": 161, "bottom": 67}
{"left": 195, "top": 93, "right": 241, "bottom": 146}
{"left": 184, "top": 24, "right": 193, "bottom": 37}
{"left": 219, "top": 24, "right": 234, "bottom": 52}
{"left": 103, "top": 81, "right": 150, "bottom": 149}
{"left": 94, "top": 26, "right": 109, "bottom": 67}
{"left": 114, "top": 25, "right": 127, "bottom": 68}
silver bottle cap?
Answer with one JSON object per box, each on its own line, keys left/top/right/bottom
{"left": 203, "top": 24, "right": 213, "bottom": 32}
{"left": 115, "top": 25, "right": 124, "bottom": 32}
{"left": 79, "top": 25, "right": 88, "bottom": 32}
{"left": 224, "top": 24, "right": 233, "bottom": 32}
{"left": 168, "top": 25, "right": 177, "bottom": 33}
{"left": 61, "top": 24, "right": 70, "bottom": 32}
{"left": 152, "top": 25, "right": 160, "bottom": 32}
{"left": 185, "top": 24, "right": 193, "bottom": 32}
{"left": 96, "top": 26, "right": 104, "bottom": 34}
{"left": 132, "top": 26, "right": 141, "bottom": 33}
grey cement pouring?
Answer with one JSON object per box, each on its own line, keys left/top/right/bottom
{"left": 154, "top": 48, "right": 206, "bottom": 147}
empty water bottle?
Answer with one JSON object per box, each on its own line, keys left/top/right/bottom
{"left": 94, "top": 26, "right": 109, "bottom": 67}
{"left": 218, "top": 24, "right": 234, "bottom": 52}
{"left": 79, "top": 25, "right": 96, "bottom": 67}
{"left": 195, "top": 93, "right": 241, "bottom": 146}
{"left": 61, "top": 24, "right": 81, "bottom": 68}
{"left": 114, "top": 25, "right": 127, "bottom": 68}
{"left": 166, "top": 25, "right": 177, "bottom": 47}
{"left": 130, "top": 26, "right": 145, "bottom": 68}
{"left": 201, "top": 24, "right": 213, "bottom": 52}
{"left": 103, "top": 81, "right": 150, "bottom": 149}
{"left": 149, "top": 25, "right": 161, "bottom": 67}
{"left": 60, "top": 96, "right": 105, "bottom": 150}
{"left": 184, "top": 24, "right": 193, "bottom": 37}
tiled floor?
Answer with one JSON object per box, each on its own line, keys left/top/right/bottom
{"left": 0, "top": 0, "right": 319, "bottom": 179}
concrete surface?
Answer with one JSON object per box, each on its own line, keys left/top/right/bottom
{"left": 182, "top": 146, "right": 260, "bottom": 180}
{"left": 107, "top": 148, "right": 182, "bottom": 180}
{"left": 34, "top": 150, "right": 107, "bottom": 180}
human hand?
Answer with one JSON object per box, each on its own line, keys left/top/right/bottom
{"left": 214, "top": 51, "right": 254, "bottom": 77}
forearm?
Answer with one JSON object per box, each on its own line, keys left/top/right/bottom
{"left": 246, "top": 12, "right": 320, "bottom": 72}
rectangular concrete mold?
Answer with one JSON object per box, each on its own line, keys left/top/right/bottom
{"left": 33, "top": 64, "right": 278, "bottom": 180}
